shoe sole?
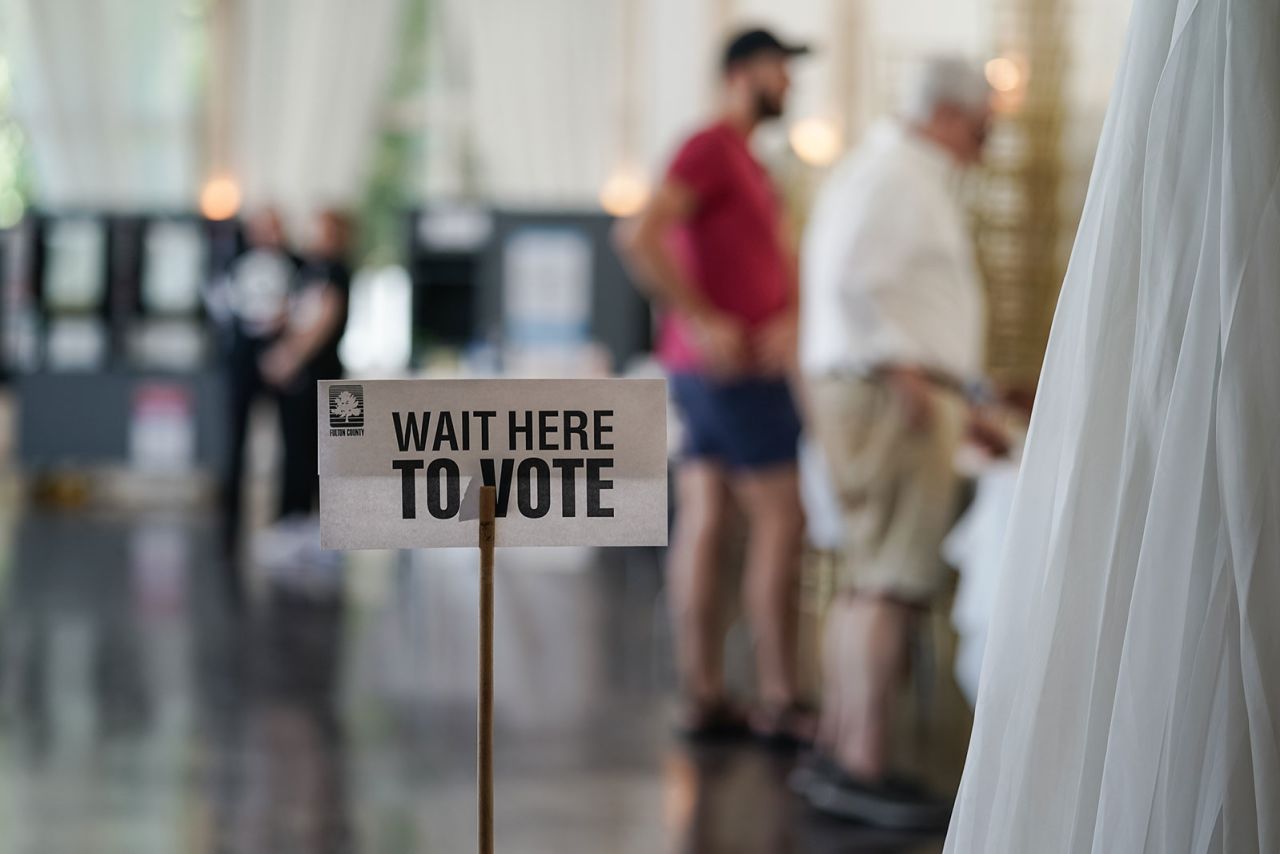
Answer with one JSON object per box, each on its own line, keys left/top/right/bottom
{"left": 806, "top": 778, "right": 951, "bottom": 831}
{"left": 787, "top": 764, "right": 821, "bottom": 797}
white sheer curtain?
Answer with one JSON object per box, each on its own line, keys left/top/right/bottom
{"left": 0, "top": 0, "right": 401, "bottom": 214}
{"left": 0, "top": 0, "right": 199, "bottom": 208}
{"left": 425, "top": 0, "right": 628, "bottom": 205}
{"left": 946, "top": 0, "right": 1280, "bottom": 850}
{"left": 232, "top": 0, "right": 400, "bottom": 215}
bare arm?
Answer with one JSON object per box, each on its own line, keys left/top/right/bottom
{"left": 260, "top": 284, "right": 345, "bottom": 387}
{"left": 614, "top": 180, "right": 747, "bottom": 375}
{"left": 614, "top": 180, "right": 710, "bottom": 316}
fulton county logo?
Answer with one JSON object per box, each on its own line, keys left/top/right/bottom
{"left": 328, "top": 385, "right": 365, "bottom": 436}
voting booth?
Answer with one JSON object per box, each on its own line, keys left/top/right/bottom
{"left": 5, "top": 212, "right": 236, "bottom": 471}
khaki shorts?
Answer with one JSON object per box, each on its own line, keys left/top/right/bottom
{"left": 805, "top": 375, "right": 966, "bottom": 603}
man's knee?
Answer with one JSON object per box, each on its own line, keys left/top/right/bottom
{"left": 675, "top": 491, "right": 728, "bottom": 541}
{"left": 676, "top": 467, "right": 730, "bottom": 531}
{"left": 738, "top": 470, "right": 803, "bottom": 527}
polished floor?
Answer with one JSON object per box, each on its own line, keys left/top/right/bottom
{"left": 0, "top": 478, "right": 969, "bottom": 853}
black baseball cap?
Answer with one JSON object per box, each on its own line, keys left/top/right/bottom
{"left": 723, "top": 28, "right": 812, "bottom": 71}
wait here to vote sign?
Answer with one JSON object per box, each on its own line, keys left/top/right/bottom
{"left": 317, "top": 379, "right": 668, "bottom": 549}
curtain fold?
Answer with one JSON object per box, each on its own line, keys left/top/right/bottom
{"left": 0, "top": 0, "right": 401, "bottom": 214}
{"left": 0, "top": 0, "right": 198, "bottom": 208}
{"left": 945, "top": 0, "right": 1280, "bottom": 850}
{"left": 234, "top": 0, "right": 401, "bottom": 216}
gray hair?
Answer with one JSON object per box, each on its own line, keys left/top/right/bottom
{"left": 900, "top": 56, "right": 992, "bottom": 123}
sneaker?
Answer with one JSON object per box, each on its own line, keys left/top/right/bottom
{"left": 749, "top": 700, "right": 818, "bottom": 751}
{"left": 806, "top": 769, "right": 952, "bottom": 831}
{"left": 674, "top": 699, "right": 751, "bottom": 743}
{"left": 787, "top": 751, "right": 841, "bottom": 797}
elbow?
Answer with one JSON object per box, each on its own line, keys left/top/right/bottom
{"left": 613, "top": 219, "right": 662, "bottom": 289}
{"left": 611, "top": 217, "right": 644, "bottom": 266}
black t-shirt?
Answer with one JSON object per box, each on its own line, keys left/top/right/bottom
{"left": 226, "top": 247, "right": 303, "bottom": 340}
{"left": 296, "top": 258, "right": 351, "bottom": 375}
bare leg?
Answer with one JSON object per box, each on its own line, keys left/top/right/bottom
{"left": 817, "top": 593, "right": 853, "bottom": 753}
{"left": 668, "top": 461, "right": 731, "bottom": 709}
{"left": 831, "top": 594, "right": 915, "bottom": 779}
{"left": 730, "top": 464, "right": 805, "bottom": 710}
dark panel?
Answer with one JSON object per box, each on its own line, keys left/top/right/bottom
{"left": 476, "top": 210, "right": 652, "bottom": 372}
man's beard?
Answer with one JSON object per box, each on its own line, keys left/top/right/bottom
{"left": 753, "top": 89, "right": 784, "bottom": 120}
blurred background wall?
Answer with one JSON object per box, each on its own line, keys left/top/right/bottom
{"left": 0, "top": 4, "right": 1142, "bottom": 846}
{"left": 0, "top": 0, "right": 1134, "bottom": 385}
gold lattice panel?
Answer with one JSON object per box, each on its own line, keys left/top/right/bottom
{"left": 973, "top": 0, "right": 1072, "bottom": 390}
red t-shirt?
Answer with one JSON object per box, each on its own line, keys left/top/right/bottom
{"left": 658, "top": 122, "right": 794, "bottom": 372}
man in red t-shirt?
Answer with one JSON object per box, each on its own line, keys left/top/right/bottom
{"left": 618, "top": 28, "right": 812, "bottom": 745}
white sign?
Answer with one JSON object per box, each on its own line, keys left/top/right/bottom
{"left": 318, "top": 379, "right": 668, "bottom": 549}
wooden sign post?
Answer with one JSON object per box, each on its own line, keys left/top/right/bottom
{"left": 477, "top": 485, "right": 496, "bottom": 854}
{"left": 318, "top": 378, "right": 669, "bottom": 852}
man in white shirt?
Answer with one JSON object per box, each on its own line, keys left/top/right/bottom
{"left": 795, "top": 57, "right": 995, "bottom": 828}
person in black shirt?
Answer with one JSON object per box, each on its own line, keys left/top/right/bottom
{"left": 216, "top": 209, "right": 351, "bottom": 585}
{"left": 259, "top": 210, "right": 352, "bottom": 521}
{"left": 217, "top": 208, "right": 303, "bottom": 568}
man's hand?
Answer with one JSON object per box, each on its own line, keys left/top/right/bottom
{"left": 691, "top": 310, "right": 749, "bottom": 377}
{"left": 753, "top": 311, "right": 798, "bottom": 377}
{"left": 888, "top": 367, "right": 934, "bottom": 431}
{"left": 614, "top": 181, "right": 698, "bottom": 299}
{"left": 967, "top": 407, "right": 1013, "bottom": 458}
{"left": 259, "top": 341, "right": 306, "bottom": 389}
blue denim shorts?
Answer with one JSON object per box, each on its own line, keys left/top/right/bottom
{"left": 669, "top": 373, "right": 802, "bottom": 470}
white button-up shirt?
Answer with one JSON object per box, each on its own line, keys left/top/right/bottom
{"left": 800, "top": 120, "right": 986, "bottom": 381}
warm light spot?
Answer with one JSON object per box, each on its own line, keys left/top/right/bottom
{"left": 199, "top": 176, "right": 241, "bottom": 221}
{"left": 599, "top": 167, "right": 650, "bottom": 217}
{"left": 985, "top": 56, "right": 1023, "bottom": 93}
{"left": 789, "top": 117, "right": 842, "bottom": 167}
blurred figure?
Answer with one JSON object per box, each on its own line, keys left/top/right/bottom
{"left": 254, "top": 210, "right": 353, "bottom": 602}
{"left": 795, "top": 58, "right": 997, "bottom": 827}
{"left": 260, "top": 209, "right": 352, "bottom": 517}
{"left": 214, "top": 208, "right": 351, "bottom": 602}
{"left": 618, "top": 29, "right": 813, "bottom": 744}
{"left": 216, "top": 207, "right": 302, "bottom": 575}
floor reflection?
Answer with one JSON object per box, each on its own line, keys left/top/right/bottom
{"left": 0, "top": 503, "right": 950, "bottom": 853}
{"left": 665, "top": 746, "right": 942, "bottom": 854}
{"left": 193, "top": 589, "right": 350, "bottom": 854}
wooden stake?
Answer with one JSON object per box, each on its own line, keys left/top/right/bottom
{"left": 477, "top": 486, "right": 496, "bottom": 854}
